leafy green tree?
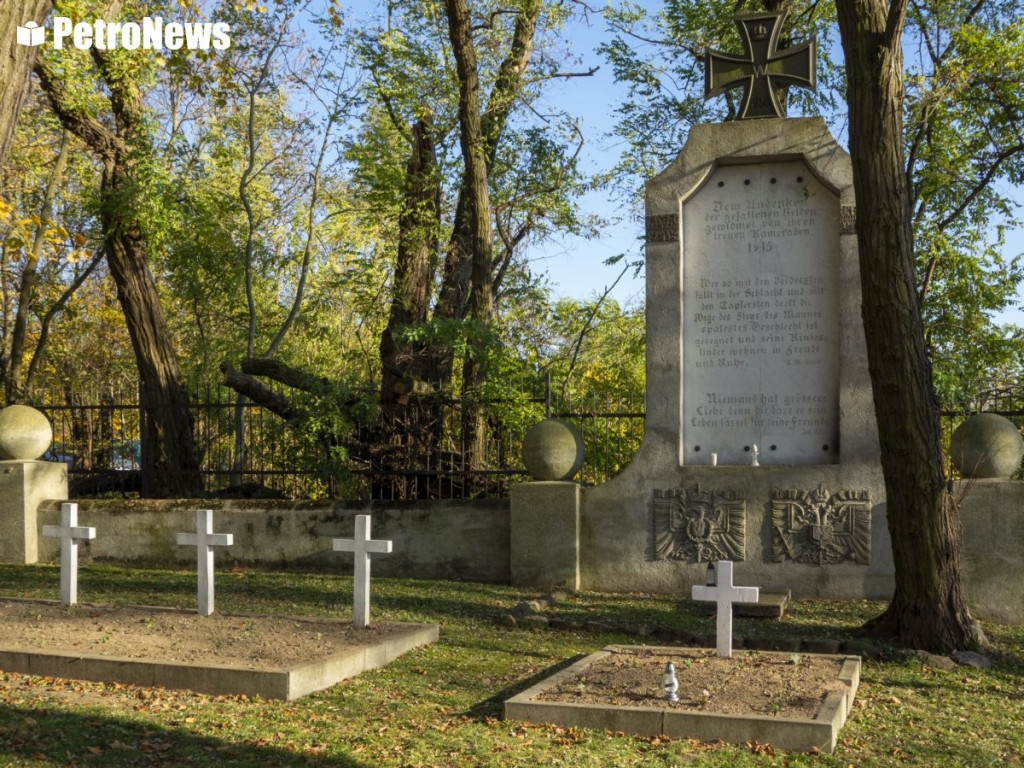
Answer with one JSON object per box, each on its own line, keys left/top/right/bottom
{"left": 0, "top": 89, "right": 112, "bottom": 404}
{"left": 341, "top": 0, "right": 596, "bottom": 488}
{"left": 905, "top": 0, "right": 1024, "bottom": 403}
{"left": 34, "top": 0, "right": 201, "bottom": 496}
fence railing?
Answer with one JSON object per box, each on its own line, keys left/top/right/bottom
{"left": 28, "top": 383, "right": 1024, "bottom": 498}
{"left": 31, "top": 384, "right": 646, "bottom": 500}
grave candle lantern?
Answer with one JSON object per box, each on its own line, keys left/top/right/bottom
{"left": 663, "top": 662, "right": 679, "bottom": 702}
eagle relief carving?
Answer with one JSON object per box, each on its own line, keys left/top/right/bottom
{"left": 771, "top": 485, "right": 871, "bottom": 565}
{"left": 652, "top": 485, "right": 746, "bottom": 563}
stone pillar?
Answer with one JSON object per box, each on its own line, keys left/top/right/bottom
{"left": 510, "top": 481, "right": 580, "bottom": 590}
{"left": 0, "top": 460, "right": 69, "bottom": 564}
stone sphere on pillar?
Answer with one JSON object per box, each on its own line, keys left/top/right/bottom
{"left": 522, "top": 419, "right": 585, "bottom": 481}
{"left": 0, "top": 405, "right": 53, "bottom": 461}
{"left": 950, "top": 413, "right": 1024, "bottom": 479}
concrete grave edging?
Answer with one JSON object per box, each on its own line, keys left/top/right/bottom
{"left": 0, "top": 601, "right": 438, "bottom": 701}
{"left": 504, "top": 644, "right": 860, "bottom": 754}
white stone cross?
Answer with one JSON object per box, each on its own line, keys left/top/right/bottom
{"left": 333, "top": 515, "right": 393, "bottom": 628}
{"left": 691, "top": 560, "right": 760, "bottom": 658}
{"left": 42, "top": 502, "right": 96, "bottom": 607}
{"left": 176, "top": 509, "right": 233, "bottom": 616}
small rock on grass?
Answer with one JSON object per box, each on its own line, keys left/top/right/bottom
{"left": 496, "top": 614, "right": 517, "bottom": 629}
{"left": 520, "top": 615, "right": 549, "bottom": 631}
{"left": 951, "top": 650, "right": 992, "bottom": 669}
{"left": 910, "top": 650, "right": 957, "bottom": 671}
{"left": 541, "top": 590, "right": 571, "bottom": 605}
{"left": 512, "top": 601, "right": 545, "bottom": 619}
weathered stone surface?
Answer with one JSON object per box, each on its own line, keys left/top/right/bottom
{"left": 573, "top": 117, "right": 891, "bottom": 603}
{"left": 36, "top": 498, "right": 511, "bottom": 583}
{"left": 653, "top": 486, "right": 746, "bottom": 562}
{"left": 910, "top": 650, "right": 957, "bottom": 671}
{"left": 680, "top": 159, "right": 841, "bottom": 466}
{"left": 951, "top": 651, "right": 992, "bottom": 669}
{"left": 950, "top": 413, "right": 1024, "bottom": 479}
{"left": 510, "top": 482, "right": 580, "bottom": 590}
{"left": 522, "top": 420, "right": 584, "bottom": 481}
{"left": 0, "top": 405, "right": 52, "bottom": 461}
{"left": 0, "top": 461, "right": 68, "bottom": 564}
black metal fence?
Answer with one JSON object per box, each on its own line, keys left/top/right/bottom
{"left": 32, "top": 384, "right": 646, "bottom": 500}
{"left": 29, "top": 382, "right": 1024, "bottom": 498}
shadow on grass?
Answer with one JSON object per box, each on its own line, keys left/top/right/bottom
{"left": 462, "top": 653, "right": 589, "bottom": 721}
{"left": 0, "top": 705, "right": 367, "bottom": 767}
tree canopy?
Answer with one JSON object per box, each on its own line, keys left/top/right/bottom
{"left": 0, "top": 0, "right": 1020, "bottom": 504}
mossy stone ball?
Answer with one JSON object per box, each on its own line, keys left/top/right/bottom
{"left": 522, "top": 419, "right": 585, "bottom": 481}
{"left": 0, "top": 405, "right": 53, "bottom": 461}
{"left": 950, "top": 413, "right": 1024, "bottom": 479}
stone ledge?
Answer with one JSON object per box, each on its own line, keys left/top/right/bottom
{"left": 0, "top": 607, "right": 438, "bottom": 701}
{"left": 505, "top": 645, "right": 861, "bottom": 754}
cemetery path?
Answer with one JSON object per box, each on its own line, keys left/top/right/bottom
{"left": 0, "top": 599, "right": 407, "bottom": 669}
{"left": 537, "top": 646, "right": 846, "bottom": 719}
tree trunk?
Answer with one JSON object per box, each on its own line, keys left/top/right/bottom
{"left": 836, "top": 0, "right": 974, "bottom": 651}
{"left": 379, "top": 118, "right": 441, "bottom": 403}
{"left": 103, "top": 196, "right": 201, "bottom": 497}
{"left": 375, "top": 118, "right": 443, "bottom": 498}
{"left": 0, "top": 0, "right": 53, "bottom": 169}
{"left": 35, "top": 43, "right": 201, "bottom": 497}
{"left": 446, "top": 0, "right": 496, "bottom": 475}
{"left": 7, "top": 129, "right": 71, "bottom": 403}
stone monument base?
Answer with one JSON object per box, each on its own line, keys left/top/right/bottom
{"left": 510, "top": 481, "right": 580, "bottom": 590}
{"left": 0, "top": 460, "right": 68, "bottom": 564}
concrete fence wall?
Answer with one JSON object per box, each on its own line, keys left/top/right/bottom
{"left": 36, "top": 498, "right": 511, "bottom": 583}
{"left": 24, "top": 480, "right": 1024, "bottom": 624}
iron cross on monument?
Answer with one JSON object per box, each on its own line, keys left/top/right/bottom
{"left": 704, "top": 11, "right": 816, "bottom": 119}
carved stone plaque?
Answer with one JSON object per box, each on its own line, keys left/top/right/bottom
{"left": 681, "top": 161, "right": 841, "bottom": 465}
{"left": 653, "top": 485, "right": 746, "bottom": 563}
{"left": 771, "top": 486, "right": 871, "bottom": 565}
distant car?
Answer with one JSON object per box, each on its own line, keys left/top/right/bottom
{"left": 112, "top": 440, "right": 141, "bottom": 470}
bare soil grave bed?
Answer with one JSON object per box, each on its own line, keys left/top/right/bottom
{"left": 506, "top": 645, "right": 861, "bottom": 753}
{"left": 0, "top": 598, "right": 439, "bottom": 700}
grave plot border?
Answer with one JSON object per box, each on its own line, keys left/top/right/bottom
{"left": 0, "top": 601, "right": 438, "bottom": 701}
{"left": 504, "top": 644, "right": 860, "bottom": 754}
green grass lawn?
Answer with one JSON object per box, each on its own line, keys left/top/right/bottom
{"left": 0, "top": 564, "right": 1021, "bottom": 767}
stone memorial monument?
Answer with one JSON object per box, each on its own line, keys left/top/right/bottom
{"left": 511, "top": 11, "right": 892, "bottom": 600}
